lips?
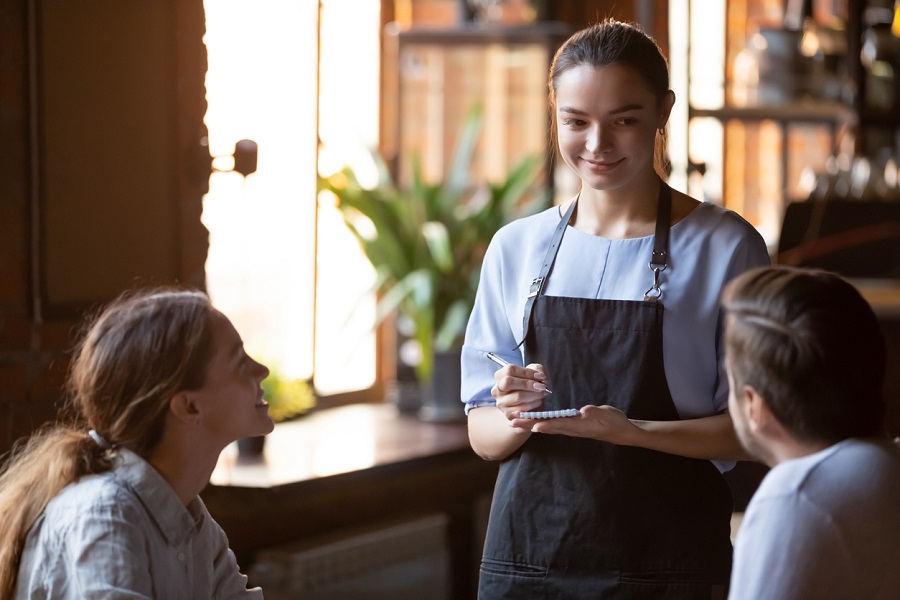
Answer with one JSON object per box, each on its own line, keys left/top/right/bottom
{"left": 581, "top": 157, "right": 624, "bottom": 170}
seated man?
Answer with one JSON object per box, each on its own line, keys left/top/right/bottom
{"left": 723, "top": 266, "right": 900, "bottom": 600}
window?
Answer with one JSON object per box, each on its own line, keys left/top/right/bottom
{"left": 202, "top": 0, "right": 383, "bottom": 406}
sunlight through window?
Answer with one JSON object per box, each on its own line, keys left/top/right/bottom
{"left": 202, "top": 0, "right": 380, "bottom": 398}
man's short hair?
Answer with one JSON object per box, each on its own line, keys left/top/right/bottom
{"left": 723, "top": 266, "right": 886, "bottom": 443}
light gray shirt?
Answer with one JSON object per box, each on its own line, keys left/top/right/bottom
{"left": 16, "top": 448, "right": 262, "bottom": 599}
{"left": 730, "top": 439, "right": 900, "bottom": 600}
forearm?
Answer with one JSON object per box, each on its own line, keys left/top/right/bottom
{"left": 468, "top": 405, "right": 532, "bottom": 461}
{"left": 626, "top": 412, "right": 751, "bottom": 461}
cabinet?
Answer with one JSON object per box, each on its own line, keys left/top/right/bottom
{"left": 382, "top": 21, "right": 573, "bottom": 200}
{"left": 679, "top": 0, "right": 900, "bottom": 247}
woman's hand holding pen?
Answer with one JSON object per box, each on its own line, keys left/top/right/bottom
{"left": 489, "top": 359, "right": 551, "bottom": 421}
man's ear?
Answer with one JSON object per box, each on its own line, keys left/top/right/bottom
{"left": 743, "top": 385, "right": 774, "bottom": 434}
{"left": 168, "top": 391, "right": 201, "bottom": 425}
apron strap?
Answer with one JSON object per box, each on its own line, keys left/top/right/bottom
{"left": 515, "top": 181, "right": 674, "bottom": 348}
{"left": 651, "top": 183, "right": 672, "bottom": 269}
{"left": 644, "top": 183, "right": 672, "bottom": 301}
{"left": 513, "top": 196, "right": 578, "bottom": 350}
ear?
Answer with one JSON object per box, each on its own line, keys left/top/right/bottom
{"left": 168, "top": 391, "right": 201, "bottom": 425}
{"left": 658, "top": 89, "right": 676, "bottom": 128}
{"left": 743, "top": 385, "right": 774, "bottom": 434}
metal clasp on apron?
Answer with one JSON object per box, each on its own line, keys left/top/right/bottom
{"left": 643, "top": 250, "right": 667, "bottom": 302}
{"left": 527, "top": 277, "right": 545, "bottom": 299}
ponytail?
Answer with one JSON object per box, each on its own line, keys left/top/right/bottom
{"left": 0, "top": 426, "right": 114, "bottom": 598}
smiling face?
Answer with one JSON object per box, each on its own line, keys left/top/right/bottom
{"left": 554, "top": 64, "right": 673, "bottom": 193}
{"left": 191, "top": 310, "right": 274, "bottom": 446}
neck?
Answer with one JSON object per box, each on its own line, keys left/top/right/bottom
{"left": 146, "top": 433, "right": 222, "bottom": 505}
{"left": 764, "top": 436, "right": 833, "bottom": 467}
{"left": 572, "top": 177, "right": 661, "bottom": 238}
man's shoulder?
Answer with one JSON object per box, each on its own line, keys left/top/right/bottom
{"left": 754, "top": 439, "right": 900, "bottom": 513}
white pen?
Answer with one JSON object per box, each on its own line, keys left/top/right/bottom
{"left": 486, "top": 352, "right": 553, "bottom": 394}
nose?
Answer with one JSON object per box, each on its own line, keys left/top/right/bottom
{"left": 254, "top": 359, "right": 270, "bottom": 381}
{"left": 585, "top": 123, "right": 611, "bottom": 155}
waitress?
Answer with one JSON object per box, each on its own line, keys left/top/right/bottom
{"left": 462, "top": 19, "right": 770, "bottom": 598}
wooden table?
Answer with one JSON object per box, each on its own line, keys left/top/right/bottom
{"left": 203, "top": 403, "right": 498, "bottom": 599}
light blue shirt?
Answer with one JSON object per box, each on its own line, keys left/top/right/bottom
{"left": 462, "top": 200, "right": 769, "bottom": 439}
{"left": 729, "top": 439, "right": 900, "bottom": 599}
{"left": 16, "top": 448, "right": 262, "bottom": 599}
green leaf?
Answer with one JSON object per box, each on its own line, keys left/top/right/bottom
{"left": 446, "top": 103, "right": 484, "bottom": 199}
{"left": 434, "top": 299, "right": 471, "bottom": 352}
{"left": 422, "top": 221, "right": 453, "bottom": 272}
{"left": 318, "top": 102, "right": 549, "bottom": 381}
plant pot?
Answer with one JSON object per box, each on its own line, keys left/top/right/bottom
{"left": 384, "top": 379, "right": 422, "bottom": 413}
{"left": 419, "top": 349, "right": 466, "bottom": 423}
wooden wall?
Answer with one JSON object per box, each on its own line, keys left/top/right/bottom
{"left": 0, "top": 0, "right": 210, "bottom": 455}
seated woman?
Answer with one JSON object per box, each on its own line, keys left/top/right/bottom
{"left": 0, "top": 288, "right": 274, "bottom": 599}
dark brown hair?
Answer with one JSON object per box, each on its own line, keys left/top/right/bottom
{"left": 723, "top": 266, "right": 886, "bottom": 444}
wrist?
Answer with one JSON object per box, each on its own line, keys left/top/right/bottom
{"left": 623, "top": 419, "right": 650, "bottom": 447}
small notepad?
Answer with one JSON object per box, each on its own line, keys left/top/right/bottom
{"left": 519, "top": 408, "right": 579, "bottom": 419}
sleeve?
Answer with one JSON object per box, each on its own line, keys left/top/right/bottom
{"left": 65, "top": 504, "right": 155, "bottom": 599}
{"left": 202, "top": 504, "right": 264, "bottom": 599}
{"left": 460, "top": 226, "right": 524, "bottom": 412}
{"left": 210, "top": 540, "right": 263, "bottom": 598}
{"left": 712, "top": 228, "right": 771, "bottom": 415}
{"left": 729, "top": 495, "right": 852, "bottom": 600}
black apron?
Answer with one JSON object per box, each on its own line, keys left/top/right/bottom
{"left": 479, "top": 183, "right": 733, "bottom": 599}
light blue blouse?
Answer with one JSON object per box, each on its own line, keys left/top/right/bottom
{"left": 462, "top": 200, "right": 770, "bottom": 426}
{"left": 16, "top": 448, "right": 261, "bottom": 599}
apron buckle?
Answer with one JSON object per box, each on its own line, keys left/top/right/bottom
{"left": 643, "top": 264, "right": 666, "bottom": 302}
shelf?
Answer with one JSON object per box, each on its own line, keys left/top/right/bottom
{"left": 384, "top": 19, "right": 570, "bottom": 197}
{"left": 386, "top": 21, "right": 573, "bottom": 46}
{"left": 689, "top": 102, "right": 855, "bottom": 125}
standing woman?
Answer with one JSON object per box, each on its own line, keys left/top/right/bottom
{"left": 463, "top": 19, "right": 770, "bottom": 598}
{"left": 0, "top": 289, "right": 274, "bottom": 599}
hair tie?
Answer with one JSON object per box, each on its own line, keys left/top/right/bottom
{"left": 88, "top": 429, "right": 112, "bottom": 449}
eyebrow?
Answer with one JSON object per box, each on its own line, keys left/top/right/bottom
{"left": 558, "top": 103, "right": 645, "bottom": 116}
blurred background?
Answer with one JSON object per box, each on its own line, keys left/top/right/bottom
{"left": 3, "top": 1, "right": 900, "bottom": 597}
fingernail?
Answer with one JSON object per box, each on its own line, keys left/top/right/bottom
{"left": 533, "top": 382, "right": 547, "bottom": 392}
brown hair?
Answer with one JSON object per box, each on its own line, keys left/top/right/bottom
{"left": 0, "top": 288, "right": 215, "bottom": 597}
{"left": 548, "top": 19, "right": 672, "bottom": 178}
{"left": 723, "top": 266, "right": 886, "bottom": 444}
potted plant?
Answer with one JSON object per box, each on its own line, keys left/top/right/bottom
{"left": 318, "top": 104, "right": 547, "bottom": 420}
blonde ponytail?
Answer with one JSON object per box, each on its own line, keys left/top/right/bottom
{"left": 0, "top": 426, "right": 113, "bottom": 598}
